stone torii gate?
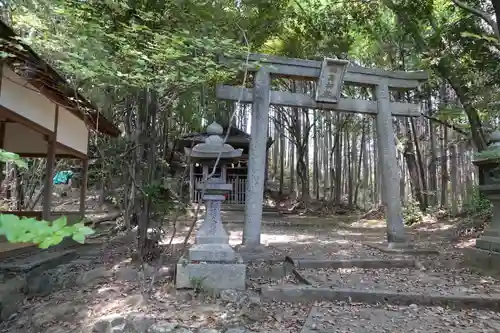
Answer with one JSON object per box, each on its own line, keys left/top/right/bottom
{"left": 217, "top": 54, "right": 428, "bottom": 250}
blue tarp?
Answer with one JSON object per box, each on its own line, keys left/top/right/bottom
{"left": 53, "top": 170, "right": 74, "bottom": 185}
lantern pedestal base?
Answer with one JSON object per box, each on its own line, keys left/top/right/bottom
{"left": 475, "top": 199, "right": 500, "bottom": 253}
{"left": 188, "top": 243, "right": 236, "bottom": 262}
{"left": 465, "top": 223, "right": 500, "bottom": 272}
{"left": 476, "top": 234, "right": 500, "bottom": 253}
{"left": 464, "top": 247, "right": 500, "bottom": 274}
{"left": 175, "top": 256, "right": 246, "bottom": 291}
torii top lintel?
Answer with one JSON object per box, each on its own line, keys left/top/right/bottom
{"left": 220, "top": 53, "right": 428, "bottom": 89}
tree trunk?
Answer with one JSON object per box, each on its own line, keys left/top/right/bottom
{"left": 279, "top": 110, "right": 285, "bottom": 195}
{"left": 404, "top": 119, "right": 425, "bottom": 209}
{"left": 449, "top": 140, "right": 459, "bottom": 215}
{"left": 492, "top": 0, "right": 500, "bottom": 39}
{"left": 410, "top": 118, "right": 428, "bottom": 210}
{"left": 428, "top": 117, "right": 438, "bottom": 207}
{"left": 333, "top": 114, "right": 342, "bottom": 205}
{"left": 440, "top": 124, "right": 449, "bottom": 208}
{"left": 313, "top": 110, "right": 319, "bottom": 200}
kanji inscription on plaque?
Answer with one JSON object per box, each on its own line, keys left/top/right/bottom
{"left": 315, "top": 57, "right": 349, "bottom": 104}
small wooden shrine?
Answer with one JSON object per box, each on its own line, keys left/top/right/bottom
{"left": 175, "top": 122, "right": 273, "bottom": 205}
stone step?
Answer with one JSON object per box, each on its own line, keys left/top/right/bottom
{"left": 0, "top": 249, "right": 76, "bottom": 274}
{"left": 300, "top": 305, "right": 498, "bottom": 333}
{"left": 293, "top": 266, "right": 499, "bottom": 295}
{"left": 262, "top": 284, "right": 500, "bottom": 311}
{"left": 287, "top": 257, "right": 418, "bottom": 269}
{"left": 476, "top": 236, "right": 500, "bottom": 252}
{"left": 0, "top": 247, "right": 79, "bottom": 322}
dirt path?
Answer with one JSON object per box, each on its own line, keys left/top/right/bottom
{"left": 1, "top": 214, "right": 498, "bottom": 333}
{"left": 301, "top": 303, "right": 500, "bottom": 333}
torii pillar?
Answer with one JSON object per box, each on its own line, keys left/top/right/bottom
{"left": 242, "top": 68, "right": 270, "bottom": 249}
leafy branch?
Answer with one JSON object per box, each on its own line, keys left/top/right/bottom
{"left": 451, "top": 0, "right": 500, "bottom": 41}
{"left": 0, "top": 149, "right": 94, "bottom": 248}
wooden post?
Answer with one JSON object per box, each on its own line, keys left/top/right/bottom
{"left": 15, "top": 165, "right": 23, "bottom": 211}
{"left": 43, "top": 106, "right": 58, "bottom": 221}
{"left": 221, "top": 164, "right": 227, "bottom": 182}
{"left": 0, "top": 122, "right": 5, "bottom": 149}
{"left": 189, "top": 163, "right": 194, "bottom": 203}
{"left": 79, "top": 158, "right": 89, "bottom": 218}
{"left": 0, "top": 122, "right": 5, "bottom": 192}
{"left": 42, "top": 138, "right": 56, "bottom": 221}
{"left": 264, "top": 147, "right": 269, "bottom": 193}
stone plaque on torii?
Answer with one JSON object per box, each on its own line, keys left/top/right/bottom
{"left": 217, "top": 53, "right": 428, "bottom": 251}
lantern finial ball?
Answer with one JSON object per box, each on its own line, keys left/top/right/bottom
{"left": 206, "top": 121, "right": 223, "bottom": 135}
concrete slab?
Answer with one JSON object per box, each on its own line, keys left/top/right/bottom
{"left": 261, "top": 284, "right": 500, "bottom": 310}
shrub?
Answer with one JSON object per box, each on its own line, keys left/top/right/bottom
{"left": 464, "top": 186, "right": 492, "bottom": 219}
{"left": 0, "top": 150, "right": 94, "bottom": 248}
{"left": 402, "top": 198, "right": 423, "bottom": 226}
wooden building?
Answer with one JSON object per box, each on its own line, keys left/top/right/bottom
{"left": 175, "top": 125, "right": 273, "bottom": 205}
{"left": 0, "top": 21, "right": 120, "bottom": 253}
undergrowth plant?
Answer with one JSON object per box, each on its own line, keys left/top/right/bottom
{"left": 0, "top": 150, "right": 94, "bottom": 248}
{"left": 402, "top": 198, "right": 423, "bottom": 226}
{"left": 463, "top": 185, "right": 492, "bottom": 219}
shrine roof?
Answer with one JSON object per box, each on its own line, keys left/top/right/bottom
{"left": 0, "top": 20, "right": 120, "bottom": 137}
{"left": 176, "top": 125, "right": 273, "bottom": 151}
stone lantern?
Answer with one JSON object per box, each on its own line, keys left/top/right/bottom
{"left": 472, "top": 130, "right": 500, "bottom": 254}
{"left": 176, "top": 121, "right": 246, "bottom": 290}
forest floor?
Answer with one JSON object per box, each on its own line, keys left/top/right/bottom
{"left": 2, "top": 211, "right": 500, "bottom": 333}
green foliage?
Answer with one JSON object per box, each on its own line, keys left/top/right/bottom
{"left": 0, "top": 149, "right": 28, "bottom": 169}
{"left": 0, "top": 149, "right": 94, "bottom": 248}
{"left": 9, "top": 0, "right": 500, "bottom": 232}
{"left": 402, "top": 198, "right": 423, "bottom": 226}
{"left": 11, "top": 0, "right": 258, "bottom": 94}
{"left": 0, "top": 215, "right": 95, "bottom": 249}
{"left": 189, "top": 276, "right": 208, "bottom": 294}
{"left": 463, "top": 186, "right": 492, "bottom": 218}
{"left": 144, "top": 181, "right": 185, "bottom": 218}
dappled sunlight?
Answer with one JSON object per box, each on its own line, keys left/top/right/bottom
{"left": 112, "top": 258, "right": 132, "bottom": 270}
{"left": 228, "top": 229, "right": 319, "bottom": 245}
{"left": 27, "top": 271, "right": 249, "bottom": 332}
{"left": 6, "top": 213, "right": 491, "bottom": 333}
{"left": 335, "top": 230, "right": 363, "bottom": 236}
{"left": 318, "top": 239, "right": 350, "bottom": 245}
{"left": 349, "top": 219, "right": 387, "bottom": 228}
{"left": 336, "top": 249, "right": 362, "bottom": 256}
{"left": 159, "top": 234, "right": 192, "bottom": 245}
{"left": 261, "top": 233, "right": 315, "bottom": 245}
{"left": 96, "top": 286, "right": 121, "bottom": 295}
{"left": 414, "top": 222, "right": 455, "bottom": 233}
{"left": 87, "top": 296, "right": 139, "bottom": 317}
{"left": 456, "top": 238, "right": 477, "bottom": 249}
{"left": 229, "top": 230, "right": 242, "bottom": 245}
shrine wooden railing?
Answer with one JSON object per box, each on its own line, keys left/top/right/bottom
{"left": 192, "top": 174, "right": 247, "bottom": 204}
